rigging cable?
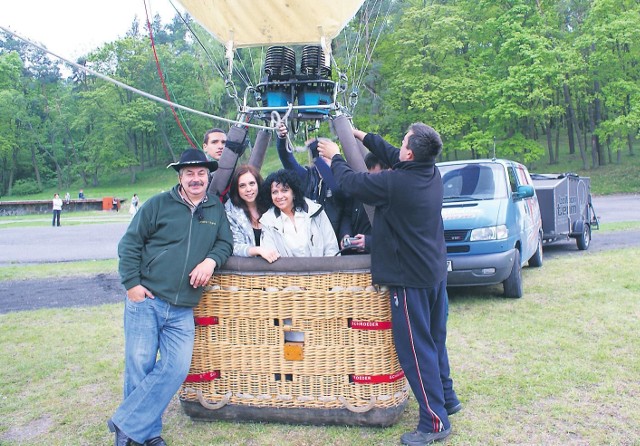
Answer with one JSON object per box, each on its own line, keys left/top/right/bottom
{"left": 144, "top": 0, "right": 198, "bottom": 148}
{"left": 0, "top": 25, "right": 271, "bottom": 131}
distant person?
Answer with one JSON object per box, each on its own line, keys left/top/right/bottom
{"left": 129, "top": 193, "right": 140, "bottom": 216}
{"left": 52, "top": 193, "right": 62, "bottom": 227}
{"left": 258, "top": 169, "right": 339, "bottom": 257}
{"left": 109, "top": 148, "right": 233, "bottom": 446}
{"left": 112, "top": 197, "right": 119, "bottom": 212}
{"left": 64, "top": 192, "right": 71, "bottom": 204}
{"left": 202, "top": 128, "right": 227, "bottom": 161}
{"left": 224, "top": 164, "right": 280, "bottom": 263}
{"left": 78, "top": 189, "right": 85, "bottom": 199}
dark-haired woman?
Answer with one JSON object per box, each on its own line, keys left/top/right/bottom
{"left": 259, "top": 169, "right": 338, "bottom": 257}
{"left": 224, "top": 164, "right": 280, "bottom": 263}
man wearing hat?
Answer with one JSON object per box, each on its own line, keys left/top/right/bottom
{"left": 109, "top": 149, "right": 233, "bottom": 446}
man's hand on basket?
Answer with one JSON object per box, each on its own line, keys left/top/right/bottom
{"left": 189, "top": 258, "right": 217, "bottom": 288}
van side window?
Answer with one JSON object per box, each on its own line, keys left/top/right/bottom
{"left": 516, "top": 166, "right": 531, "bottom": 186}
{"left": 507, "top": 168, "right": 518, "bottom": 192}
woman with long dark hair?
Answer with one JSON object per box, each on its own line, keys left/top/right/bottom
{"left": 224, "top": 164, "right": 280, "bottom": 263}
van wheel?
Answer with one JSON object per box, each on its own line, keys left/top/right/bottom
{"left": 503, "top": 250, "right": 523, "bottom": 298}
{"left": 528, "top": 233, "right": 543, "bottom": 267}
{"left": 576, "top": 224, "right": 591, "bottom": 250}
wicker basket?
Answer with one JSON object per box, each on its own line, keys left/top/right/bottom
{"left": 179, "top": 255, "right": 409, "bottom": 426}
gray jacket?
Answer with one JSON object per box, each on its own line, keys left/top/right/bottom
{"left": 224, "top": 200, "right": 257, "bottom": 257}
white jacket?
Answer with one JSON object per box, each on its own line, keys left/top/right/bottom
{"left": 260, "top": 198, "right": 339, "bottom": 257}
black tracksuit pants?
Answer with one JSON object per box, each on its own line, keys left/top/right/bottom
{"left": 390, "top": 279, "right": 453, "bottom": 433}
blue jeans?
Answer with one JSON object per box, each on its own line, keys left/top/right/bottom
{"left": 111, "top": 297, "right": 194, "bottom": 444}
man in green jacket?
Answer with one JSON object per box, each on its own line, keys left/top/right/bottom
{"left": 108, "top": 149, "right": 233, "bottom": 446}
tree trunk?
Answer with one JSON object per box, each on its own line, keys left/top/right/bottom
{"left": 545, "top": 121, "right": 554, "bottom": 164}
{"left": 29, "top": 144, "right": 43, "bottom": 189}
{"left": 588, "top": 103, "right": 599, "bottom": 169}
{"left": 562, "top": 82, "right": 576, "bottom": 155}
{"left": 628, "top": 134, "right": 635, "bottom": 156}
{"left": 593, "top": 79, "right": 605, "bottom": 166}
{"left": 8, "top": 147, "right": 19, "bottom": 195}
{"left": 554, "top": 121, "right": 560, "bottom": 164}
{"left": 562, "top": 82, "right": 587, "bottom": 170}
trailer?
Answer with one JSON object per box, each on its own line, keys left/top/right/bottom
{"left": 531, "top": 173, "right": 599, "bottom": 250}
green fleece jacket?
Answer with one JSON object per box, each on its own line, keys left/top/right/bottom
{"left": 118, "top": 185, "right": 233, "bottom": 307}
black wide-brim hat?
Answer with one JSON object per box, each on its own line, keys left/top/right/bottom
{"left": 167, "top": 149, "right": 218, "bottom": 172}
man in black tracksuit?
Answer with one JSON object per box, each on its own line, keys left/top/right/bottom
{"left": 318, "top": 123, "right": 460, "bottom": 446}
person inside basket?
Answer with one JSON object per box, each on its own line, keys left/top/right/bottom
{"left": 338, "top": 152, "right": 390, "bottom": 254}
{"left": 258, "top": 168, "right": 339, "bottom": 257}
{"left": 202, "top": 127, "right": 227, "bottom": 161}
{"left": 109, "top": 148, "right": 233, "bottom": 446}
{"left": 318, "top": 123, "right": 461, "bottom": 446}
{"left": 275, "top": 122, "right": 346, "bottom": 239}
{"left": 224, "top": 164, "right": 280, "bottom": 263}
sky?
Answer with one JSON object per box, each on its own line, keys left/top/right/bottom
{"left": 2, "top": 0, "right": 184, "bottom": 59}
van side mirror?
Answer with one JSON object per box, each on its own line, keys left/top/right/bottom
{"left": 513, "top": 185, "right": 534, "bottom": 199}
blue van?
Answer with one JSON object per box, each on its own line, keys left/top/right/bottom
{"left": 437, "top": 159, "right": 543, "bottom": 298}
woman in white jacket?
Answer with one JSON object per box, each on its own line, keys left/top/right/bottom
{"left": 259, "top": 169, "right": 339, "bottom": 257}
{"left": 224, "top": 164, "right": 280, "bottom": 263}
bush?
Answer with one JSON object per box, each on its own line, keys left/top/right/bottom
{"left": 10, "top": 179, "right": 43, "bottom": 196}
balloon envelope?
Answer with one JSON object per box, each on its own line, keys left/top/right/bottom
{"left": 176, "top": 0, "right": 366, "bottom": 48}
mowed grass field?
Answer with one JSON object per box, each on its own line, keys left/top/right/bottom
{"left": 2, "top": 142, "right": 638, "bottom": 444}
{"left": 1, "top": 246, "right": 639, "bottom": 445}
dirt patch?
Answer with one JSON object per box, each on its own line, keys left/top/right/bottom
{"left": 0, "top": 414, "right": 54, "bottom": 442}
{"left": 1, "top": 273, "right": 123, "bottom": 314}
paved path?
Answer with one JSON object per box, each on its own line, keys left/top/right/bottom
{"left": 0, "top": 222, "right": 128, "bottom": 265}
{"left": 0, "top": 194, "right": 637, "bottom": 266}
{"left": 590, "top": 193, "right": 640, "bottom": 224}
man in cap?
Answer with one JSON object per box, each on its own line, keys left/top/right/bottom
{"left": 108, "top": 149, "right": 233, "bottom": 446}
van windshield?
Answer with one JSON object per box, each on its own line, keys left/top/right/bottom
{"left": 439, "top": 163, "right": 508, "bottom": 201}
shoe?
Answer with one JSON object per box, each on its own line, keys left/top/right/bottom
{"left": 107, "top": 419, "right": 132, "bottom": 446}
{"left": 445, "top": 401, "right": 463, "bottom": 415}
{"left": 145, "top": 437, "right": 167, "bottom": 446}
{"left": 401, "top": 427, "right": 451, "bottom": 445}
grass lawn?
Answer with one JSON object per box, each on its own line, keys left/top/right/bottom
{"left": 1, "top": 247, "right": 639, "bottom": 445}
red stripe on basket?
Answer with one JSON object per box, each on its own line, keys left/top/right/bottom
{"left": 194, "top": 316, "right": 218, "bottom": 326}
{"left": 351, "top": 370, "right": 405, "bottom": 384}
{"left": 349, "top": 320, "right": 392, "bottom": 330}
{"left": 184, "top": 370, "right": 220, "bottom": 382}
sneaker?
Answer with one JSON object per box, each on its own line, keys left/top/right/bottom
{"left": 445, "top": 401, "right": 463, "bottom": 415}
{"left": 401, "top": 427, "right": 451, "bottom": 445}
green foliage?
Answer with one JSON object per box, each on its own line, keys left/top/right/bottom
{"left": 2, "top": 0, "right": 640, "bottom": 193}
{"left": 9, "top": 179, "right": 42, "bottom": 196}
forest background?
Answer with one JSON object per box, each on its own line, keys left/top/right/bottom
{"left": 1, "top": 0, "right": 639, "bottom": 199}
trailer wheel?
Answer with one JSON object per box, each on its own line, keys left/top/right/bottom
{"left": 576, "top": 223, "right": 591, "bottom": 250}
{"left": 503, "top": 250, "right": 523, "bottom": 298}
{"left": 528, "top": 233, "right": 543, "bottom": 267}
